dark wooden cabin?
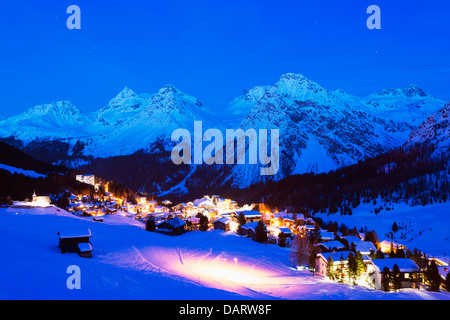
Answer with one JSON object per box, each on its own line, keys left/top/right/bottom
{"left": 58, "top": 229, "right": 93, "bottom": 258}
{"left": 156, "top": 217, "right": 187, "bottom": 235}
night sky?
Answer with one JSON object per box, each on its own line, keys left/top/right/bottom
{"left": 0, "top": 0, "right": 449, "bottom": 117}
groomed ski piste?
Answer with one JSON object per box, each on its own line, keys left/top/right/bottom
{"left": 1, "top": 206, "right": 449, "bottom": 300}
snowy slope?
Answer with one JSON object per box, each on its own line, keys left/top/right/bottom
{"left": 1, "top": 206, "right": 449, "bottom": 300}
{"left": 0, "top": 163, "right": 46, "bottom": 178}
{"left": 407, "top": 101, "right": 450, "bottom": 153}
{"left": 315, "top": 201, "right": 450, "bottom": 266}
{"left": 364, "top": 85, "right": 444, "bottom": 126}
{"left": 0, "top": 101, "right": 93, "bottom": 143}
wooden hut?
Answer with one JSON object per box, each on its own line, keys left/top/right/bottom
{"left": 155, "top": 217, "right": 187, "bottom": 235}
{"left": 58, "top": 229, "right": 93, "bottom": 258}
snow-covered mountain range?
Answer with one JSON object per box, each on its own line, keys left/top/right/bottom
{"left": 407, "top": 101, "right": 450, "bottom": 153}
{"left": 0, "top": 73, "right": 446, "bottom": 194}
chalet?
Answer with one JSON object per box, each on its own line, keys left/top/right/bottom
{"left": 193, "top": 197, "right": 215, "bottom": 209}
{"left": 212, "top": 217, "right": 232, "bottom": 231}
{"left": 154, "top": 206, "right": 170, "bottom": 213}
{"left": 229, "top": 200, "right": 238, "bottom": 210}
{"left": 355, "top": 241, "right": 377, "bottom": 255}
{"left": 368, "top": 258, "right": 422, "bottom": 290}
{"left": 104, "top": 206, "right": 117, "bottom": 214}
{"left": 301, "top": 225, "right": 316, "bottom": 233}
{"left": 379, "top": 240, "right": 406, "bottom": 253}
{"left": 315, "top": 240, "right": 346, "bottom": 252}
{"left": 216, "top": 198, "right": 237, "bottom": 211}
{"left": 320, "top": 231, "right": 336, "bottom": 242}
{"left": 294, "top": 213, "right": 305, "bottom": 223}
{"left": 339, "top": 236, "right": 376, "bottom": 255}
{"left": 277, "top": 227, "right": 293, "bottom": 239}
{"left": 172, "top": 203, "right": 187, "bottom": 212}
{"left": 233, "top": 210, "right": 263, "bottom": 223}
{"left": 316, "top": 251, "right": 371, "bottom": 278}
{"left": 340, "top": 236, "right": 362, "bottom": 247}
{"left": 438, "top": 266, "right": 449, "bottom": 284}
{"left": 240, "top": 221, "right": 267, "bottom": 240}
{"left": 185, "top": 217, "right": 200, "bottom": 231}
{"left": 155, "top": 217, "right": 187, "bottom": 235}
{"left": 282, "top": 217, "right": 295, "bottom": 228}
{"left": 316, "top": 251, "right": 351, "bottom": 277}
{"left": 58, "top": 229, "right": 93, "bottom": 258}
{"left": 148, "top": 200, "right": 157, "bottom": 209}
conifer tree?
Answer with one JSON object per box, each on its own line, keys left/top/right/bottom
{"left": 444, "top": 273, "right": 450, "bottom": 292}
{"left": 374, "top": 249, "right": 385, "bottom": 259}
{"left": 146, "top": 218, "right": 156, "bottom": 232}
{"left": 381, "top": 267, "right": 391, "bottom": 292}
{"left": 426, "top": 260, "right": 442, "bottom": 292}
{"left": 278, "top": 235, "right": 287, "bottom": 248}
{"left": 199, "top": 214, "right": 209, "bottom": 231}
{"left": 326, "top": 256, "right": 335, "bottom": 280}
{"left": 346, "top": 252, "right": 357, "bottom": 284}
{"left": 355, "top": 251, "right": 365, "bottom": 278}
{"left": 254, "top": 221, "right": 267, "bottom": 243}
{"left": 237, "top": 212, "right": 246, "bottom": 235}
{"left": 392, "top": 264, "right": 402, "bottom": 291}
{"left": 308, "top": 246, "right": 318, "bottom": 275}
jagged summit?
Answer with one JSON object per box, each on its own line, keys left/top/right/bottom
{"left": 274, "top": 73, "right": 326, "bottom": 94}
{"left": 115, "top": 86, "right": 137, "bottom": 99}
{"left": 407, "top": 101, "right": 450, "bottom": 151}
{"left": 158, "top": 84, "right": 183, "bottom": 96}
{"left": 23, "top": 100, "right": 79, "bottom": 116}
{"left": 372, "top": 84, "right": 428, "bottom": 98}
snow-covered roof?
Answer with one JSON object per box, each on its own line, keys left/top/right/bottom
{"left": 371, "top": 258, "right": 420, "bottom": 273}
{"left": 355, "top": 241, "right": 376, "bottom": 254}
{"left": 58, "top": 229, "right": 92, "bottom": 239}
{"left": 241, "top": 221, "right": 265, "bottom": 232}
{"left": 156, "top": 217, "right": 186, "bottom": 228}
{"left": 77, "top": 242, "right": 93, "bottom": 252}
{"left": 193, "top": 198, "right": 215, "bottom": 207}
{"left": 318, "top": 251, "right": 356, "bottom": 262}
{"left": 316, "top": 240, "right": 346, "bottom": 250}
{"left": 380, "top": 240, "right": 406, "bottom": 248}
{"left": 235, "top": 210, "right": 262, "bottom": 217}
{"left": 278, "top": 227, "right": 292, "bottom": 234}
{"left": 341, "top": 236, "right": 362, "bottom": 245}
{"left": 438, "top": 266, "right": 450, "bottom": 279}
{"left": 320, "top": 231, "right": 335, "bottom": 240}
{"left": 213, "top": 217, "right": 231, "bottom": 225}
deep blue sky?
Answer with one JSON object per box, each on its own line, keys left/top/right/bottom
{"left": 0, "top": 0, "right": 449, "bottom": 117}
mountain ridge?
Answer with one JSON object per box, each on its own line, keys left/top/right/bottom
{"left": 0, "top": 74, "right": 446, "bottom": 195}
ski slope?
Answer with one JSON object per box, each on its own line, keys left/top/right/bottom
{"left": 1, "top": 206, "right": 449, "bottom": 300}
